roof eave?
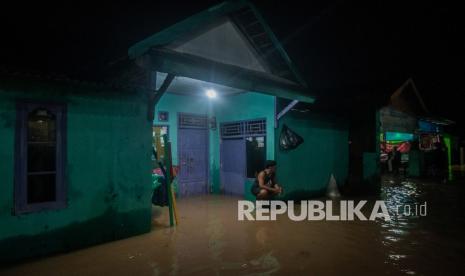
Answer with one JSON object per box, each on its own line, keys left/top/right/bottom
{"left": 143, "top": 48, "right": 315, "bottom": 103}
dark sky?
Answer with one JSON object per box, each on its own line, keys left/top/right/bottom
{"left": 1, "top": 1, "right": 464, "bottom": 129}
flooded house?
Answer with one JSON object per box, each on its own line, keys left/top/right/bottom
{"left": 0, "top": 0, "right": 350, "bottom": 262}
{"left": 0, "top": 72, "right": 154, "bottom": 262}
{"left": 378, "top": 78, "right": 455, "bottom": 178}
{"left": 129, "top": 0, "right": 350, "bottom": 200}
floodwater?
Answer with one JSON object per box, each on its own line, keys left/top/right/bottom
{"left": 2, "top": 177, "right": 465, "bottom": 275}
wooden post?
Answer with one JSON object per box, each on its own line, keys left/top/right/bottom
{"left": 163, "top": 134, "right": 175, "bottom": 227}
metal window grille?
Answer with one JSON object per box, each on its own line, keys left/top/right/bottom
{"left": 245, "top": 120, "right": 266, "bottom": 136}
{"left": 221, "top": 119, "right": 266, "bottom": 138}
{"left": 221, "top": 122, "right": 244, "bottom": 138}
{"left": 178, "top": 113, "right": 208, "bottom": 129}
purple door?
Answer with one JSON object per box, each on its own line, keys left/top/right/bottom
{"left": 221, "top": 139, "right": 246, "bottom": 195}
{"left": 178, "top": 127, "right": 208, "bottom": 197}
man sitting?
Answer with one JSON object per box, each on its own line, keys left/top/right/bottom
{"left": 251, "top": 160, "right": 283, "bottom": 199}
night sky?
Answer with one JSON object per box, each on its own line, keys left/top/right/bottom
{"left": 1, "top": 1, "right": 464, "bottom": 133}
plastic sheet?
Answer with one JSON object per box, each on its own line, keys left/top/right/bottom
{"left": 279, "top": 124, "right": 304, "bottom": 150}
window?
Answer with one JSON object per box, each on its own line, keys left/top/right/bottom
{"left": 220, "top": 119, "right": 266, "bottom": 139}
{"left": 15, "top": 102, "right": 67, "bottom": 214}
{"left": 246, "top": 136, "right": 266, "bottom": 178}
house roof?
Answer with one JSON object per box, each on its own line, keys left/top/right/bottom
{"left": 128, "top": 0, "right": 314, "bottom": 103}
{"left": 390, "top": 78, "right": 429, "bottom": 116}
{"left": 0, "top": 65, "right": 151, "bottom": 93}
{"left": 390, "top": 78, "right": 454, "bottom": 125}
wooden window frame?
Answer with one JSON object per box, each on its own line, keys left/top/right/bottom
{"left": 14, "top": 102, "right": 67, "bottom": 214}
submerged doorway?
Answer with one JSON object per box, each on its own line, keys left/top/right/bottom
{"left": 220, "top": 119, "right": 267, "bottom": 196}
{"left": 221, "top": 139, "right": 246, "bottom": 195}
{"left": 177, "top": 113, "right": 209, "bottom": 197}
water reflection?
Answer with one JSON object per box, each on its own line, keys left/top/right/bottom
{"left": 2, "top": 183, "right": 465, "bottom": 275}
{"left": 374, "top": 175, "right": 465, "bottom": 275}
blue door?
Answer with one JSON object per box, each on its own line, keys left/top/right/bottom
{"left": 178, "top": 121, "right": 209, "bottom": 197}
{"left": 221, "top": 138, "right": 246, "bottom": 196}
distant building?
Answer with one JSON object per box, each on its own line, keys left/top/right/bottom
{"left": 378, "top": 78, "right": 454, "bottom": 178}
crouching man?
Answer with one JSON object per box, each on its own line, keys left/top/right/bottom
{"left": 251, "top": 160, "right": 283, "bottom": 199}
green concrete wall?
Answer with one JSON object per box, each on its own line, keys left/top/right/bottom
{"left": 408, "top": 149, "right": 423, "bottom": 177}
{"left": 275, "top": 111, "right": 349, "bottom": 200}
{"left": 0, "top": 79, "right": 153, "bottom": 262}
{"left": 155, "top": 92, "right": 349, "bottom": 199}
{"left": 154, "top": 92, "right": 275, "bottom": 193}
{"left": 444, "top": 134, "right": 453, "bottom": 181}
{"left": 154, "top": 93, "right": 210, "bottom": 164}
{"left": 211, "top": 92, "right": 276, "bottom": 193}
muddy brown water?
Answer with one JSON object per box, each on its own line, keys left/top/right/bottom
{"left": 2, "top": 176, "right": 465, "bottom": 275}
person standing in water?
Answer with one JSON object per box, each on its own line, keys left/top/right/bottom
{"left": 251, "top": 160, "right": 283, "bottom": 199}
{"left": 392, "top": 146, "right": 402, "bottom": 175}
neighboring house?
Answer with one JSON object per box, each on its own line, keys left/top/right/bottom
{"left": 377, "top": 78, "right": 454, "bottom": 177}
{"left": 0, "top": 0, "right": 350, "bottom": 262}
{"left": 380, "top": 78, "right": 430, "bottom": 135}
{"left": 0, "top": 73, "right": 153, "bottom": 262}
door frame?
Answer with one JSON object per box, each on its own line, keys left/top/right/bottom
{"left": 177, "top": 112, "right": 210, "bottom": 196}
{"left": 220, "top": 137, "right": 246, "bottom": 195}
{"left": 219, "top": 118, "right": 267, "bottom": 195}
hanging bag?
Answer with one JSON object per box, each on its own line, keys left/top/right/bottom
{"left": 279, "top": 124, "right": 304, "bottom": 150}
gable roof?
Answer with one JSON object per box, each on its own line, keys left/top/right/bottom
{"left": 390, "top": 78, "right": 429, "bottom": 116}
{"left": 389, "top": 78, "right": 454, "bottom": 126}
{"left": 128, "top": 0, "right": 314, "bottom": 102}
{"left": 168, "top": 18, "right": 269, "bottom": 73}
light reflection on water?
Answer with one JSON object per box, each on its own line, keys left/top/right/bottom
{"left": 2, "top": 179, "right": 465, "bottom": 276}
{"left": 372, "top": 175, "right": 465, "bottom": 275}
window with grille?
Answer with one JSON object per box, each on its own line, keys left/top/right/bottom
{"left": 245, "top": 119, "right": 266, "bottom": 136}
{"left": 221, "top": 122, "right": 243, "bottom": 138}
{"left": 220, "top": 119, "right": 266, "bottom": 139}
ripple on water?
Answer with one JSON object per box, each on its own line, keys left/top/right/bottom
{"left": 389, "top": 254, "right": 407, "bottom": 261}
{"left": 384, "top": 235, "right": 401, "bottom": 242}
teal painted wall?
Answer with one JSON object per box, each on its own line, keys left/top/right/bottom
{"left": 275, "top": 111, "right": 349, "bottom": 200}
{"left": 211, "top": 92, "right": 276, "bottom": 193}
{"left": 154, "top": 92, "right": 275, "bottom": 193}
{"left": 154, "top": 93, "right": 210, "bottom": 165}
{"left": 409, "top": 149, "right": 423, "bottom": 177}
{"left": 0, "top": 79, "right": 153, "bottom": 262}
{"left": 155, "top": 92, "right": 349, "bottom": 199}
